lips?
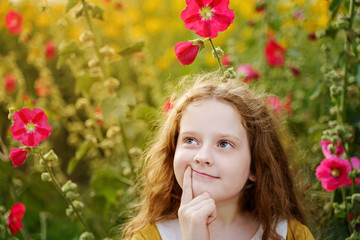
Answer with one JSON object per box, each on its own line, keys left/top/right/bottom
{"left": 192, "top": 169, "right": 219, "bottom": 179}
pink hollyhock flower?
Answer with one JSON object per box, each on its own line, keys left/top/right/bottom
{"left": 174, "top": 41, "right": 200, "bottom": 66}
{"left": 265, "top": 38, "right": 286, "bottom": 67}
{"left": 289, "top": 66, "right": 300, "bottom": 77}
{"left": 5, "top": 73, "right": 16, "bottom": 94}
{"left": 7, "top": 203, "right": 25, "bottom": 235}
{"left": 35, "top": 77, "right": 51, "bottom": 97}
{"left": 9, "top": 148, "right": 28, "bottom": 167}
{"left": 5, "top": 10, "right": 23, "bottom": 35}
{"left": 10, "top": 108, "right": 52, "bottom": 147}
{"left": 45, "top": 41, "right": 56, "bottom": 60}
{"left": 316, "top": 158, "right": 351, "bottom": 192}
{"left": 95, "top": 107, "right": 104, "bottom": 126}
{"left": 221, "top": 54, "right": 231, "bottom": 66}
{"left": 267, "top": 96, "right": 283, "bottom": 114}
{"left": 180, "top": 0, "right": 235, "bottom": 39}
{"left": 163, "top": 99, "right": 174, "bottom": 114}
{"left": 237, "top": 64, "right": 261, "bottom": 83}
{"left": 320, "top": 140, "right": 344, "bottom": 159}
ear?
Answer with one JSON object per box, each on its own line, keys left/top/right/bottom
{"left": 249, "top": 174, "right": 256, "bottom": 182}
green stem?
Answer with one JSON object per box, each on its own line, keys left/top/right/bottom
{"left": 341, "top": 187, "right": 354, "bottom": 233}
{"left": 39, "top": 153, "right": 91, "bottom": 234}
{"left": 208, "top": 39, "right": 224, "bottom": 74}
{"left": 119, "top": 122, "right": 135, "bottom": 175}
{"left": 81, "top": 0, "right": 108, "bottom": 79}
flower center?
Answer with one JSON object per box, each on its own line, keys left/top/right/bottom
{"left": 26, "top": 122, "right": 36, "bottom": 132}
{"left": 331, "top": 168, "right": 340, "bottom": 178}
{"left": 200, "top": 7, "right": 213, "bottom": 20}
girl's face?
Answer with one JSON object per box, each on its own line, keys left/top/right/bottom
{"left": 173, "top": 98, "right": 253, "bottom": 204}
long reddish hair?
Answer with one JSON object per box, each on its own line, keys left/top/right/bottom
{"left": 122, "top": 72, "right": 305, "bottom": 240}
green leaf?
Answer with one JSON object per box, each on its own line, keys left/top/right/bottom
{"left": 310, "top": 81, "right": 324, "bottom": 100}
{"left": 67, "top": 141, "right": 93, "bottom": 174}
{"left": 76, "top": 73, "right": 96, "bottom": 94}
{"left": 91, "top": 5, "right": 104, "bottom": 20}
{"left": 90, "top": 166, "right": 125, "bottom": 204}
{"left": 133, "top": 104, "right": 158, "bottom": 122}
{"left": 118, "top": 42, "right": 145, "bottom": 56}
{"left": 329, "top": 0, "right": 342, "bottom": 20}
{"left": 355, "top": 63, "right": 360, "bottom": 88}
{"left": 56, "top": 41, "right": 78, "bottom": 69}
{"left": 66, "top": 0, "right": 79, "bottom": 12}
{"left": 101, "top": 97, "right": 127, "bottom": 122}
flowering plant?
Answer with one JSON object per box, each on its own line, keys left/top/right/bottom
{"left": 0, "top": 0, "right": 359, "bottom": 239}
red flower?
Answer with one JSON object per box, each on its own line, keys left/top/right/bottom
{"left": 7, "top": 203, "right": 25, "bottom": 235}
{"left": 115, "top": 2, "right": 123, "bottom": 9}
{"left": 316, "top": 158, "right": 351, "bottom": 192}
{"left": 180, "top": 0, "right": 235, "bottom": 38}
{"left": 9, "top": 148, "right": 28, "bottom": 167}
{"left": 163, "top": 99, "right": 174, "bottom": 113}
{"left": 308, "top": 32, "right": 317, "bottom": 41}
{"left": 237, "top": 64, "right": 260, "bottom": 83}
{"left": 45, "top": 41, "right": 56, "bottom": 60}
{"left": 5, "top": 10, "right": 23, "bottom": 35}
{"left": 174, "top": 41, "right": 200, "bottom": 66}
{"left": 221, "top": 54, "right": 231, "bottom": 66}
{"left": 95, "top": 107, "right": 104, "bottom": 126}
{"left": 35, "top": 77, "right": 51, "bottom": 97}
{"left": 265, "top": 38, "right": 286, "bottom": 67}
{"left": 5, "top": 73, "right": 16, "bottom": 94}
{"left": 10, "top": 108, "right": 52, "bottom": 147}
{"left": 289, "top": 66, "right": 300, "bottom": 77}
{"left": 267, "top": 95, "right": 283, "bottom": 114}
{"left": 347, "top": 157, "right": 360, "bottom": 186}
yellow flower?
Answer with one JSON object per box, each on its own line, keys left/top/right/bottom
{"left": 277, "top": 0, "right": 295, "bottom": 13}
{"left": 235, "top": 42, "right": 247, "bottom": 54}
{"left": 240, "top": 26, "right": 253, "bottom": 40}
{"left": 144, "top": 18, "right": 162, "bottom": 35}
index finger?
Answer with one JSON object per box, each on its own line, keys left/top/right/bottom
{"left": 181, "top": 166, "right": 193, "bottom": 204}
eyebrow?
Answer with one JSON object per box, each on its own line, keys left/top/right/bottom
{"left": 179, "top": 131, "right": 242, "bottom": 142}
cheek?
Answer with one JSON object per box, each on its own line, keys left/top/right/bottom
{"left": 173, "top": 148, "right": 191, "bottom": 188}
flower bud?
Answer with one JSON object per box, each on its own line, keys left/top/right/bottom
{"left": 104, "top": 78, "right": 120, "bottom": 91}
{"left": 79, "top": 30, "right": 94, "bottom": 43}
{"left": 62, "top": 180, "right": 77, "bottom": 192}
{"left": 44, "top": 150, "right": 58, "bottom": 163}
{"left": 224, "top": 67, "right": 236, "bottom": 79}
{"left": 0, "top": 205, "right": 5, "bottom": 214}
{"left": 66, "top": 191, "right": 78, "bottom": 200}
{"left": 100, "top": 45, "right": 116, "bottom": 58}
{"left": 41, "top": 172, "right": 52, "bottom": 182}
{"left": 328, "top": 120, "right": 337, "bottom": 128}
{"left": 129, "top": 147, "right": 142, "bottom": 159}
{"left": 85, "top": 119, "right": 95, "bottom": 128}
{"left": 212, "top": 46, "right": 224, "bottom": 58}
{"left": 330, "top": 136, "right": 339, "bottom": 144}
{"left": 88, "top": 57, "right": 99, "bottom": 68}
{"left": 72, "top": 200, "right": 84, "bottom": 210}
{"left": 99, "top": 139, "right": 114, "bottom": 149}
{"left": 327, "top": 143, "right": 336, "bottom": 154}
{"left": 323, "top": 202, "right": 333, "bottom": 213}
{"left": 106, "top": 126, "right": 121, "bottom": 138}
{"left": 74, "top": 5, "right": 84, "bottom": 18}
{"left": 8, "top": 107, "right": 15, "bottom": 120}
{"left": 79, "top": 232, "right": 95, "bottom": 240}
{"left": 75, "top": 98, "right": 88, "bottom": 109}
{"left": 65, "top": 207, "right": 74, "bottom": 217}
{"left": 352, "top": 193, "right": 360, "bottom": 203}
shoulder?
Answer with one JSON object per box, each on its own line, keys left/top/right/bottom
{"left": 131, "top": 224, "right": 162, "bottom": 240}
{"left": 286, "top": 219, "right": 314, "bottom": 240}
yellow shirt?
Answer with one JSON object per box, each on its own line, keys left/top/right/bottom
{"left": 132, "top": 219, "right": 314, "bottom": 240}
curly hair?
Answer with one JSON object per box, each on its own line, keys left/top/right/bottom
{"left": 122, "top": 72, "right": 305, "bottom": 240}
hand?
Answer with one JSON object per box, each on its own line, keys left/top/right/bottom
{"left": 178, "top": 166, "right": 217, "bottom": 240}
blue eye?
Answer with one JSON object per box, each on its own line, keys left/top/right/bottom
{"left": 219, "top": 141, "right": 232, "bottom": 148}
{"left": 185, "top": 138, "right": 197, "bottom": 145}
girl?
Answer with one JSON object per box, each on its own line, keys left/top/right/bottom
{"left": 122, "top": 72, "right": 314, "bottom": 240}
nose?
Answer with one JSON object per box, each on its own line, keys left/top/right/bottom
{"left": 193, "top": 152, "right": 214, "bottom": 166}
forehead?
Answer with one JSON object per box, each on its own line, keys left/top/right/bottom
{"left": 179, "top": 98, "right": 245, "bottom": 135}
